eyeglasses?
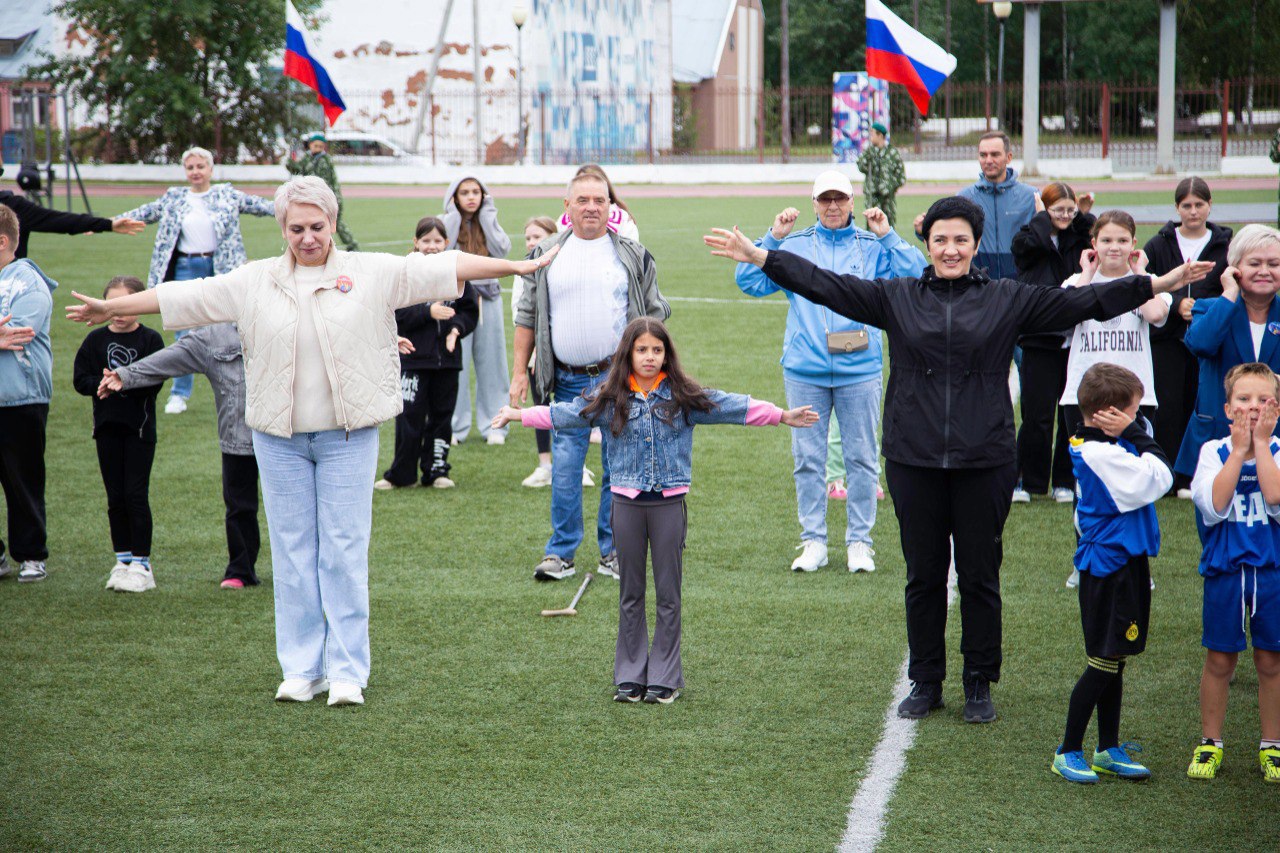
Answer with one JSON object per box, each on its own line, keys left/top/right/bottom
{"left": 1048, "top": 207, "right": 1078, "bottom": 218}
{"left": 816, "top": 195, "right": 851, "bottom": 206}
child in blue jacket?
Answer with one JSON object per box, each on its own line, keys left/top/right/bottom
{"left": 1053, "top": 363, "right": 1172, "bottom": 784}
{"left": 1189, "top": 362, "right": 1280, "bottom": 783}
{"left": 493, "top": 318, "right": 818, "bottom": 704}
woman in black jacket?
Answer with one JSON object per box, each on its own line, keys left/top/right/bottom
{"left": 1143, "top": 176, "right": 1233, "bottom": 495}
{"left": 1010, "top": 182, "right": 1096, "bottom": 502}
{"left": 706, "top": 197, "right": 1213, "bottom": 726}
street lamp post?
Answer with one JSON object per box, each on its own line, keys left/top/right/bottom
{"left": 512, "top": 3, "right": 527, "bottom": 164}
{"left": 994, "top": 2, "right": 1012, "bottom": 131}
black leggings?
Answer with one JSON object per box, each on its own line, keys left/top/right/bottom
{"left": 94, "top": 425, "right": 155, "bottom": 557}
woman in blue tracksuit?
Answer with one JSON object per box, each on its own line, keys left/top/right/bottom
{"left": 735, "top": 171, "right": 926, "bottom": 574}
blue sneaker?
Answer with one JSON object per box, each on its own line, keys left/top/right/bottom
{"left": 1052, "top": 748, "right": 1099, "bottom": 784}
{"left": 1092, "top": 743, "right": 1151, "bottom": 781}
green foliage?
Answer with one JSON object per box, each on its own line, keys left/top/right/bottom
{"left": 36, "top": 0, "right": 324, "bottom": 163}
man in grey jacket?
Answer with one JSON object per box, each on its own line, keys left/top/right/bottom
{"left": 509, "top": 172, "right": 669, "bottom": 582}
{"left": 100, "top": 323, "right": 260, "bottom": 588}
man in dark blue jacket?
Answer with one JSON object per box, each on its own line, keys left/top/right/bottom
{"left": 957, "top": 132, "right": 1038, "bottom": 281}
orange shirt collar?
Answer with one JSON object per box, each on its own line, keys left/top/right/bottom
{"left": 629, "top": 371, "right": 668, "bottom": 398}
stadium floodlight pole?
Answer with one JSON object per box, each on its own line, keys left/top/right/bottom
{"left": 410, "top": 0, "right": 458, "bottom": 155}
{"left": 513, "top": 2, "right": 527, "bottom": 165}
{"left": 993, "top": 2, "right": 1012, "bottom": 131}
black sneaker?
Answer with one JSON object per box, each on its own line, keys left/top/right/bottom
{"left": 613, "top": 682, "right": 643, "bottom": 703}
{"left": 962, "top": 675, "right": 997, "bottom": 723}
{"left": 896, "top": 681, "right": 944, "bottom": 719}
{"left": 643, "top": 686, "right": 680, "bottom": 705}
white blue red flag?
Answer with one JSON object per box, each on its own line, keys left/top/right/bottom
{"left": 864, "top": 0, "right": 957, "bottom": 116}
{"left": 284, "top": 1, "right": 346, "bottom": 125}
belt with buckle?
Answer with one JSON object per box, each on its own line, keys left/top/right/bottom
{"left": 560, "top": 356, "right": 611, "bottom": 377}
{"left": 177, "top": 251, "right": 214, "bottom": 258}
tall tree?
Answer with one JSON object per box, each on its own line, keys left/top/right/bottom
{"left": 40, "top": 0, "right": 324, "bottom": 163}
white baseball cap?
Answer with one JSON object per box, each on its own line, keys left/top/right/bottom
{"left": 811, "top": 170, "right": 854, "bottom": 199}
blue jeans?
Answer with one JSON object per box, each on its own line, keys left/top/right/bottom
{"left": 546, "top": 367, "right": 612, "bottom": 561}
{"left": 784, "top": 376, "right": 881, "bottom": 546}
{"left": 170, "top": 254, "right": 214, "bottom": 399}
{"left": 252, "top": 427, "right": 380, "bottom": 687}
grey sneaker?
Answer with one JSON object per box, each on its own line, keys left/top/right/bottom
{"left": 0, "top": 553, "right": 11, "bottom": 579}
{"left": 17, "top": 561, "right": 48, "bottom": 583}
{"left": 597, "top": 552, "right": 620, "bottom": 580}
{"left": 533, "top": 554, "right": 575, "bottom": 582}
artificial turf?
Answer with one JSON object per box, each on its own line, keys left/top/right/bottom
{"left": 1, "top": 186, "right": 1271, "bottom": 849}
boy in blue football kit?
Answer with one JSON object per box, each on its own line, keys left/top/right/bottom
{"left": 1189, "top": 362, "right": 1280, "bottom": 783}
{"left": 1053, "top": 364, "right": 1173, "bottom": 783}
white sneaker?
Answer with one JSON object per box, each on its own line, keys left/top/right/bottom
{"left": 522, "top": 465, "right": 553, "bottom": 488}
{"left": 431, "top": 476, "right": 456, "bottom": 489}
{"left": 1053, "top": 488, "right": 1075, "bottom": 503}
{"left": 589, "top": 427, "right": 603, "bottom": 444}
{"left": 373, "top": 478, "right": 399, "bottom": 491}
{"left": 1011, "top": 487, "right": 1031, "bottom": 504}
{"left": 451, "top": 434, "right": 463, "bottom": 446}
{"left": 847, "top": 542, "right": 876, "bottom": 573}
{"left": 275, "top": 677, "right": 329, "bottom": 702}
{"left": 1176, "top": 488, "right": 1193, "bottom": 500}
{"left": 1065, "top": 569, "right": 1080, "bottom": 589}
{"left": 16, "top": 560, "right": 47, "bottom": 583}
{"left": 1150, "top": 576, "right": 1156, "bottom": 591}
{"left": 582, "top": 467, "right": 596, "bottom": 487}
{"left": 486, "top": 433, "right": 506, "bottom": 446}
{"left": 164, "top": 395, "right": 187, "bottom": 414}
{"left": 791, "top": 541, "right": 828, "bottom": 573}
{"left": 0, "top": 553, "right": 12, "bottom": 579}
{"left": 105, "top": 561, "right": 130, "bottom": 590}
{"left": 115, "top": 565, "right": 156, "bottom": 592}
{"left": 327, "top": 682, "right": 365, "bottom": 706}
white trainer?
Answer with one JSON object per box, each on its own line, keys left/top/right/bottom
{"left": 432, "top": 477, "right": 456, "bottom": 489}
{"left": 1011, "top": 487, "right": 1031, "bottom": 504}
{"left": 1053, "top": 488, "right": 1075, "bottom": 503}
{"left": 486, "top": 433, "right": 506, "bottom": 446}
{"left": 522, "top": 465, "right": 552, "bottom": 488}
{"left": 328, "top": 682, "right": 365, "bottom": 706}
{"left": 1065, "top": 569, "right": 1080, "bottom": 589}
{"left": 589, "top": 427, "right": 602, "bottom": 444}
{"left": 116, "top": 565, "right": 156, "bottom": 592}
{"left": 164, "top": 395, "right": 187, "bottom": 414}
{"left": 847, "top": 542, "right": 876, "bottom": 573}
{"left": 275, "top": 677, "right": 330, "bottom": 702}
{"left": 791, "top": 541, "right": 828, "bottom": 573}
{"left": 582, "top": 467, "right": 596, "bottom": 487}
{"left": 105, "top": 561, "right": 130, "bottom": 590}
{"left": 1176, "top": 488, "right": 1193, "bottom": 500}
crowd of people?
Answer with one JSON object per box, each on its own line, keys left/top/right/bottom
{"left": 0, "top": 127, "right": 1277, "bottom": 781}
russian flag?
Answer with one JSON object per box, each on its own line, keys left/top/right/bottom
{"left": 865, "top": 0, "right": 957, "bottom": 116}
{"left": 284, "top": 0, "right": 346, "bottom": 125}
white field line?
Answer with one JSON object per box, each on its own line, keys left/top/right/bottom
{"left": 838, "top": 561, "right": 959, "bottom": 853}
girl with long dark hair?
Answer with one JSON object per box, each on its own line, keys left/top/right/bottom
{"left": 493, "top": 318, "right": 817, "bottom": 704}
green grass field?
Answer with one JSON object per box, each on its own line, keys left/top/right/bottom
{"left": 2, "top": 186, "right": 1273, "bottom": 850}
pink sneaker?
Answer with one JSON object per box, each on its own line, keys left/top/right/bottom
{"left": 827, "top": 480, "right": 848, "bottom": 501}
{"left": 220, "top": 578, "right": 245, "bottom": 589}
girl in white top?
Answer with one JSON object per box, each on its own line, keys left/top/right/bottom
{"left": 1061, "top": 210, "right": 1172, "bottom": 420}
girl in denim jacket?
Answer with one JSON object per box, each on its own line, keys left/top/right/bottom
{"left": 494, "top": 318, "right": 817, "bottom": 704}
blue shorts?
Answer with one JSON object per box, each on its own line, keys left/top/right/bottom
{"left": 1202, "top": 567, "right": 1280, "bottom": 653}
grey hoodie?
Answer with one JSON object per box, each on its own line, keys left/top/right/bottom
{"left": 441, "top": 175, "right": 512, "bottom": 300}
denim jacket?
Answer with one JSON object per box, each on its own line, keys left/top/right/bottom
{"left": 537, "top": 380, "right": 778, "bottom": 491}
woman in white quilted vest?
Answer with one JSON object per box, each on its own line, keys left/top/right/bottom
{"left": 118, "top": 146, "right": 277, "bottom": 415}
{"left": 68, "top": 176, "right": 558, "bottom": 707}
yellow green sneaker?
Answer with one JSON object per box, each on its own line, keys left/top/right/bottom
{"left": 1187, "top": 742, "right": 1223, "bottom": 780}
{"left": 1091, "top": 743, "right": 1151, "bottom": 780}
{"left": 1261, "top": 747, "right": 1280, "bottom": 783}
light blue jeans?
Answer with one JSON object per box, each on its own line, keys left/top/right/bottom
{"left": 170, "top": 254, "right": 213, "bottom": 399}
{"left": 252, "top": 427, "right": 380, "bottom": 688}
{"left": 451, "top": 295, "right": 510, "bottom": 441}
{"left": 784, "top": 376, "right": 881, "bottom": 546}
{"left": 547, "top": 367, "right": 612, "bottom": 561}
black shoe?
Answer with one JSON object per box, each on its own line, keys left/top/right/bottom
{"left": 613, "top": 682, "right": 643, "bottom": 703}
{"left": 896, "top": 681, "right": 944, "bottom": 719}
{"left": 643, "top": 686, "right": 680, "bottom": 705}
{"left": 962, "top": 675, "right": 997, "bottom": 723}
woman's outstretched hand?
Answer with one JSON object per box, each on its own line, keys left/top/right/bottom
{"left": 65, "top": 292, "right": 112, "bottom": 326}
{"left": 780, "top": 405, "right": 820, "bottom": 428}
{"left": 512, "top": 244, "right": 561, "bottom": 276}
{"left": 491, "top": 405, "right": 523, "bottom": 430}
{"left": 704, "top": 227, "right": 768, "bottom": 267}
{"left": 1151, "top": 260, "right": 1217, "bottom": 294}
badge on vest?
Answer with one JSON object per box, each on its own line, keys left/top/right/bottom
{"left": 337, "top": 275, "right": 353, "bottom": 293}
{"left": 1268, "top": 321, "right": 1280, "bottom": 336}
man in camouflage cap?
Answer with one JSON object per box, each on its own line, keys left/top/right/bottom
{"left": 855, "top": 122, "right": 906, "bottom": 227}
{"left": 286, "top": 131, "right": 359, "bottom": 250}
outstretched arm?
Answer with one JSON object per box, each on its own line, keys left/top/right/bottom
{"left": 65, "top": 289, "right": 161, "bottom": 326}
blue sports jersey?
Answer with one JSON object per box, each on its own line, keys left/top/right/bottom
{"left": 1070, "top": 420, "right": 1172, "bottom": 577}
{"left": 1191, "top": 436, "right": 1280, "bottom": 577}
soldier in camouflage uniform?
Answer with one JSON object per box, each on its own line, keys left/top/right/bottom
{"left": 286, "top": 132, "right": 359, "bottom": 250}
{"left": 1270, "top": 128, "right": 1280, "bottom": 228}
{"left": 855, "top": 122, "right": 907, "bottom": 227}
